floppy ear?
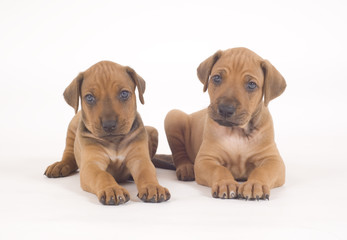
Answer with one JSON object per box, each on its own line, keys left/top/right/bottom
{"left": 197, "top": 50, "right": 222, "bottom": 92}
{"left": 261, "top": 60, "right": 287, "bottom": 106}
{"left": 126, "top": 67, "right": 146, "bottom": 104}
{"left": 63, "top": 72, "right": 84, "bottom": 114}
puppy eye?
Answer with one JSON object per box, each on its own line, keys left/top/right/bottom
{"left": 246, "top": 81, "right": 258, "bottom": 91}
{"left": 211, "top": 75, "right": 222, "bottom": 85}
{"left": 85, "top": 94, "right": 96, "bottom": 104}
{"left": 119, "top": 90, "right": 130, "bottom": 101}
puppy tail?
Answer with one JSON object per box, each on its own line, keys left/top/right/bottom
{"left": 152, "top": 154, "right": 176, "bottom": 170}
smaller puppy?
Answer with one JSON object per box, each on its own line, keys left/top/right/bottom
{"left": 163, "top": 48, "right": 286, "bottom": 200}
{"left": 45, "top": 61, "right": 170, "bottom": 205}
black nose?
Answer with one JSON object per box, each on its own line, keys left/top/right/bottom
{"left": 218, "top": 104, "right": 235, "bottom": 118}
{"left": 102, "top": 120, "right": 117, "bottom": 133}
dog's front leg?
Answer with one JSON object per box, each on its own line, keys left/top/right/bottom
{"left": 79, "top": 148, "right": 130, "bottom": 205}
{"left": 195, "top": 151, "right": 239, "bottom": 199}
{"left": 126, "top": 145, "right": 170, "bottom": 203}
{"left": 239, "top": 156, "right": 285, "bottom": 200}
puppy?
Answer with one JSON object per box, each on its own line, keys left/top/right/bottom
{"left": 163, "top": 48, "right": 286, "bottom": 200}
{"left": 45, "top": 61, "right": 170, "bottom": 205}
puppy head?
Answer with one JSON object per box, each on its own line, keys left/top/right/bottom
{"left": 197, "top": 47, "right": 286, "bottom": 127}
{"left": 63, "top": 61, "right": 145, "bottom": 137}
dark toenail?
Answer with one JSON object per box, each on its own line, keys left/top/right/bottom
{"left": 100, "top": 196, "right": 106, "bottom": 205}
{"left": 149, "top": 196, "right": 156, "bottom": 203}
{"left": 213, "top": 192, "right": 218, "bottom": 198}
{"left": 108, "top": 196, "right": 115, "bottom": 205}
{"left": 141, "top": 194, "right": 147, "bottom": 201}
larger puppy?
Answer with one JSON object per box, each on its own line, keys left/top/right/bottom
{"left": 45, "top": 61, "right": 170, "bottom": 205}
{"left": 164, "top": 48, "right": 286, "bottom": 200}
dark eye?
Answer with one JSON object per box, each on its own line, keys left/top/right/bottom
{"left": 119, "top": 90, "right": 130, "bottom": 101}
{"left": 211, "top": 75, "right": 222, "bottom": 85}
{"left": 85, "top": 94, "right": 96, "bottom": 104}
{"left": 247, "top": 81, "right": 258, "bottom": 91}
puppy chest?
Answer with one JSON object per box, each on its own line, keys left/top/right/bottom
{"left": 109, "top": 153, "right": 125, "bottom": 162}
{"left": 219, "top": 135, "right": 257, "bottom": 179}
{"left": 105, "top": 150, "right": 130, "bottom": 181}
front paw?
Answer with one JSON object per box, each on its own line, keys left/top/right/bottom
{"left": 211, "top": 179, "right": 239, "bottom": 199}
{"left": 44, "top": 161, "right": 76, "bottom": 178}
{"left": 176, "top": 163, "right": 195, "bottom": 181}
{"left": 97, "top": 185, "right": 130, "bottom": 205}
{"left": 137, "top": 184, "right": 171, "bottom": 203}
{"left": 239, "top": 180, "right": 270, "bottom": 200}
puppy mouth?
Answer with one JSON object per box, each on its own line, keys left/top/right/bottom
{"left": 208, "top": 106, "right": 249, "bottom": 127}
{"left": 97, "top": 118, "right": 139, "bottom": 138}
{"left": 102, "top": 132, "right": 126, "bottom": 138}
{"left": 92, "top": 127, "right": 127, "bottom": 138}
{"left": 212, "top": 119, "right": 241, "bottom": 127}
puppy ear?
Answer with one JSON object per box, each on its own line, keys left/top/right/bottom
{"left": 197, "top": 50, "right": 222, "bottom": 92}
{"left": 63, "top": 72, "right": 84, "bottom": 114}
{"left": 126, "top": 67, "right": 146, "bottom": 104}
{"left": 261, "top": 60, "right": 287, "bottom": 106}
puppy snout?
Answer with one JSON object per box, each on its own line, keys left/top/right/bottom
{"left": 218, "top": 104, "right": 235, "bottom": 118}
{"left": 102, "top": 120, "right": 117, "bottom": 133}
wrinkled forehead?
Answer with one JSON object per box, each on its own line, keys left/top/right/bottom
{"left": 213, "top": 49, "right": 264, "bottom": 77}
{"left": 82, "top": 61, "right": 134, "bottom": 91}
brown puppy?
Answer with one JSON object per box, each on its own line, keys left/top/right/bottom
{"left": 164, "top": 48, "right": 286, "bottom": 200}
{"left": 45, "top": 61, "right": 170, "bottom": 205}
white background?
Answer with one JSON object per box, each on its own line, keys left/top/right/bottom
{"left": 1, "top": 0, "right": 347, "bottom": 239}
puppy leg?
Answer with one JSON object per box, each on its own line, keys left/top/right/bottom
{"left": 80, "top": 154, "right": 130, "bottom": 205}
{"left": 145, "top": 126, "right": 158, "bottom": 159}
{"left": 164, "top": 110, "right": 195, "bottom": 181}
{"left": 45, "top": 115, "right": 79, "bottom": 178}
{"left": 195, "top": 149, "right": 239, "bottom": 199}
{"left": 239, "top": 157, "right": 285, "bottom": 200}
{"left": 126, "top": 146, "right": 170, "bottom": 203}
